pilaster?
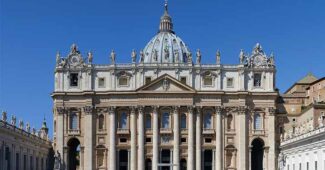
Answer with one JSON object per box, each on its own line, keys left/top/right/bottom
{"left": 83, "top": 106, "right": 94, "bottom": 170}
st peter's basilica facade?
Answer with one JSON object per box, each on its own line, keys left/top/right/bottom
{"left": 52, "top": 3, "right": 280, "bottom": 170}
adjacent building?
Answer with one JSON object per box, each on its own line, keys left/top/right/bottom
{"left": 52, "top": 3, "right": 280, "bottom": 170}
{"left": 0, "top": 111, "right": 53, "bottom": 170}
{"left": 279, "top": 75, "right": 325, "bottom": 170}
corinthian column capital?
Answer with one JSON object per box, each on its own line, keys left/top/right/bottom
{"left": 108, "top": 106, "right": 115, "bottom": 114}
{"left": 215, "top": 106, "right": 224, "bottom": 115}
{"left": 83, "top": 106, "right": 93, "bottom": 115}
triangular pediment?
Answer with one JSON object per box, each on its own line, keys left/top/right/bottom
{"left": 137, "top": 74, "right": 196, "bottom": 93}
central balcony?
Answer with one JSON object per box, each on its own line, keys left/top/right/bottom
{"left": 203, "top": 128, "right": 215, "bottom": 135}
{"left": 68, "top": 129, "right": 80, "bottom": 135}
{"left": 117, "top": 128, "right": 130, "bottom": 135}
{"left": 160, "top": 128, "right": 172, "bottom": 134}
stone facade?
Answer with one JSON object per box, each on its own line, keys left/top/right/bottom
{"left": 0, "top": 111, "right": 52, "bottom": 170}
{"left": 52, "top": 3, "right": 280, "bottom": 170}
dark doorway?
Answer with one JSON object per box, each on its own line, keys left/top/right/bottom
{"left": 67, "top": 138, "right": 80, "bottom": 170}
{"left": 180, "top": 158, "right": 187, "bottom": 170}
{"left": 203, "top": 150, "right": 212, "bottom": 170}
{"left": 161, "top": 149, "right": 170, "bottom": 170}
{"left": 145, "top": 158, "right": 152, "bottom": 170}
{"left": 119, "top": 150, "right": 128, "bottom": 170}
{"left": 251, "top": 138, "right": 264, "bottom": 170}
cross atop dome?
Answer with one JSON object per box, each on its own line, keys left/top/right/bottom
{"left": 159, "top": 0, "right": 174, "bottom": 33}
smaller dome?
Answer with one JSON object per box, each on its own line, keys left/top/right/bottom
{"left": 142, "top": 32, "right": 191, "bottom": 63}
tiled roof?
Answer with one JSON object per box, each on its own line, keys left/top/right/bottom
{"left": 297, "top": 73, "right": 318, "bottom": 84}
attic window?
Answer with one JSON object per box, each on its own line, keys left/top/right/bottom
{"left": 98, "top": 78, "right": 105, "bottom": 88}
{"left": 119, "top": 76, "right": 129, "bottom": 86}
{"left": 145, "top": 77, "right": 151, "bottom": 84}
{"left": 227, "top": 78, "right": 234, "bottom": 88}
{"left": 203, "top": 77, "right": 213, "bottom": 86}
{"left": 70, "top": 73, "right": 79, "bottom": 87}
{"left": 254, "top": 73, "right": 262, "bottom": 87}
{"left": 180, "top": 77, "right": 187, "bottom": 84}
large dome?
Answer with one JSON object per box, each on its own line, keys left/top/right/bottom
{"left": 141, "top": 2, "right": 191, "bottom": 64}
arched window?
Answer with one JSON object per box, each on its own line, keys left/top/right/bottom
{"left": 146, "top": 113, "right": 152, "bottom": 129}
{"left": 70, "top": 113, "right": 78, "bottom": 130}
{"left": 254, "top": 113, "right": 262, "bottom": 130}
{"left": 120, "top": 112, "right": 128, "bottom": 129}
{"left": 227, "top": 114, "right": 233, "bottom": 130}
{"left": 162, "top": 112, "right": 170, "bottom": 129}
{"left": 204, "top": 112, "right": 212, "bottom": 129}
{"left": 181, "top": 113, "right": 187, "bottom": 129}
{"left": 98, "top": 114, "right": 104, "bottom": 130}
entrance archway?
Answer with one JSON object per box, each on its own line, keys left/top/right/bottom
{"left": 67, "top": 138, "right": 80, "bottom": 170}
{"left": 251, "top": 138, "right": 264, "bottom": 170}
{"left": 145, "top": 158, "right": 152, "bottom": 170}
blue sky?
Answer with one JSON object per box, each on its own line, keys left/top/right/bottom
{"left": 1, "top": 0, "right": 325, "bottom": 137}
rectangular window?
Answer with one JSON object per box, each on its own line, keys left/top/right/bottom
{"left": 119, "top": 77, "right": 128, "bottom": 86}
{"left": 120, "top": 138, "right": 127, "bottom": 143}
{"left": 203, "top": 77, "right": 213, "bottom": 86}
{"left": 98, "top": 77, "right": 105, "bottom": 88}
{"left": 205, "top": 138, "right": 212, "bottom": 143}
{"left": 181, "top": 138, "right": 187, "bottom": 143}
{"left": 299, "top": 163, "right": 301, "bottom": 170}
{"left": 146, "top": 137, "right": 152, "bottom": 143}
{"left": 145, "top": 77, "right": 151, "bottom": 84}
{"left": 24, "top": 155, "right": 27, "bottom": 170}
{"left": 227, "top": 78, "right": 233, "bottom": 88}
{"left": 180, "top": 77, "right": 187, "bottom": 84}
{"left": 70, "top": 73, "right": 79, "bottom": 87}
{"left": 16, "top": 153, "right": 19, "bottom": 170}
{"left": 254, "top": 73, "right": 262, "bottom": 87}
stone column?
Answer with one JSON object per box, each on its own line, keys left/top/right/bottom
{"left": 238, "top": 106, "right": 248, "bottom": 170}
{"left": 84, "top": 106, "right": 94, "bottom": 170}
{"left": 248, "top": 146, "right": 252, "bottom": 170}
{"left": 137, "top": 106, "right": 145, "bottom": 170}
{"left": 188, "top": 106, "right": 194, "bottom": 170}
{"left": 215, "top": 106, "right": 223, "bottom": 170}
{"left": 130, "top": 107, "right": 137, "bottom": 170}
{"left": 267, "top": 108, "right": 276, "bottom": 170}
{"left": 109, "top": 107, "right": 116, "bottom": 170}
{"left": 152, "top": 106, "right": 159, "bottom": 170}
{"left": 55, "top": 107, "right": 65, "bottom": 166}
{"left": 173, "top": 106, "right": 180, "bottom": 170}
{"left": 196, "top": 107, "right": 202, "bottom": 170}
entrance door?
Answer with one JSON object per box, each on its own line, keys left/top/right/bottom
{"left": 145, "top": 158, "right": 152, "bottom": 170}
{"left": 203, "top": 150, "right": 212, "bottom": 170}
{"left": 119, "top": 150, "right": 128, "bottom": 170}
{"left": 160, "top": 149, "right": 170, "bottom": 170}
{"left": 251, "top": 138, "right": 264, "bottom": 170}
